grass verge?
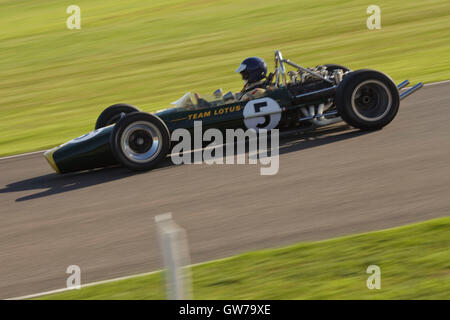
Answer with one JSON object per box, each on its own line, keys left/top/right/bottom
{"left": 37, "top": 217, "right": 450, "bottom": 299}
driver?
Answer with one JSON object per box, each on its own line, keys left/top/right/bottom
{"left": 235, "top": 57, "right": 269, "bottom": 101}
{"left": 194, "top": 56, "right": 270, "bottom": 107}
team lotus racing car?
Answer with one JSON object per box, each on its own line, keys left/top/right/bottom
{"left": 44, "top": 50, "right": 423, "bottom": 174}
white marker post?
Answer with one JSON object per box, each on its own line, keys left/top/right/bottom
{"left": 155, "top": 213, "right": 192, "bottom": 300}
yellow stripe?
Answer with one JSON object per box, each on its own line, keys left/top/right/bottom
{"left": 44, "top": 147, "right": 61, "bottom": 174}
{"left": 171, "top": 117, "right": 187, "bottom": 122}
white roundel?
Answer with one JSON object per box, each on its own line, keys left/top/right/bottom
{"left": 243, "top": 97, "right": 282, "bottom": 131}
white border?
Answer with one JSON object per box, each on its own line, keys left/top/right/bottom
{"left": 5, "top": 256, "right": 234, "bottom": 300}
{"left": 0, "top": 150, "right": 45, "bottom": 161}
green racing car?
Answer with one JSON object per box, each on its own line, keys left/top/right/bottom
{"left": 44, "top": 50, "right": 422, "bottom": 174}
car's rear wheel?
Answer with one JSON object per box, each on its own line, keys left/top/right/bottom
{"left": 110, "top": 112, "right": 170, "bottom": 171}
{"left": 95, "top": 104, "right": 140, "bottom": 129}
{"left": 324, "top": 64, "right": 351, "bottom": 73}
{"left": 335, "top": 69, "right": 400, "bottom": 130}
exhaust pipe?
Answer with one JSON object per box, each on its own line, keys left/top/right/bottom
{"left": 299, "top": 109, "right": 338, "bottom": 121}
{"left": 400, "top": 82, "right": 423, "bottom": 100}
{"left": 397, "top": 80, "right": 409, "bottom": 90}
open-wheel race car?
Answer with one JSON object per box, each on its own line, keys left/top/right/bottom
{"left": 44, "top": 50, "right": 423, "bottom": 174}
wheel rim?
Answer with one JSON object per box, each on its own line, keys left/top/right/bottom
{"left": 120, "top": 121, "right": 163, "bottom": 163}
{"left": 351, "top": 80, "right": 392, "bottom": 122}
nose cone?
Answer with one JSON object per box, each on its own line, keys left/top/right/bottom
{"left": 42, "top": 125, "right": 116, "bottom": 174}
{"left": 44, "top": 147, "right": 61, "bottom": 174}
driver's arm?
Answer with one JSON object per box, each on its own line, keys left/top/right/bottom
{"left": 239, "top": 87, "right": 266, "bottom": 101}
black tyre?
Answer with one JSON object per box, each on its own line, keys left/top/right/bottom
{"left": 335, "top": 69, "right": 400, "bottom": 130}
{"left": 95, "top": 103, "right": 140, "bottom": 129}
{"left": 110, "top": 112, "right": 170, "bottom": 171}
{"left": 324, "top": 64, "right": 351, "bottom": 73}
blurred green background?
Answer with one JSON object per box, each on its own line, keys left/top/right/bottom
{"left": 1, "top": 0, "right": 449, "bottom": 156}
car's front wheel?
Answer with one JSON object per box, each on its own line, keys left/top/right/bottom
{"left": 335, "top": 69, "right": 400, "bottom": 130}
{"left": 110, "top": 112, "right": 170, "bottom": 171}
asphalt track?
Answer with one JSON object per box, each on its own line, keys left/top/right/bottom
{"left": 1, "top": 82, "right": 450, "bottom": 299}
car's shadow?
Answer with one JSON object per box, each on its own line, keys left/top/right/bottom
{"left": 0, "top": 167, "right": 133, "bottom": 202}
{"left": 0, "top": 123, "right": 371, "bottom": 202}
{"left": 0, "top": 159, "right": 176, "bottom": 202}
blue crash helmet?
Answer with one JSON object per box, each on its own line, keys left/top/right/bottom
{"left": 235, "top": 57, "right": 267, "bottom": 83}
